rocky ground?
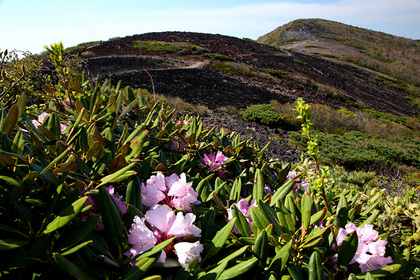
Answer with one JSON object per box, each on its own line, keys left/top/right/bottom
{"left": 69, "top": 31, "right": 419, "bottom": 163}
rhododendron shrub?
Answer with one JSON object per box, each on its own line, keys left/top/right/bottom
{"left": 336, "top": 222, "right": 393, "bottom": 272}
{"left": 1, "top": 75, "right": 417, "bottom": 280}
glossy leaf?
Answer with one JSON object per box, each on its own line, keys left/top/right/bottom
{"left": 270, "top": 179, "right": 295, "bottom": 207}
{"left": 309, "top": 251, "right": 325, "bottom": 280}
{"left": 54, "top": 253, "right": 95, "bottom": 280}
{"left": 44, "top": 196, "right": 88, "bottom": 234}
{"left": 205, "top": 218, "right": 236, "bottom": 259}
{"left": 337, "top": 231, "right": 358, "bottom": 268}
{"left": 218, "top": 257, "right": 258, "bottom": 280}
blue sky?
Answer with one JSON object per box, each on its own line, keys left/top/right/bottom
{"left": 1, "top": 0, "right": 419, "bottom": 54}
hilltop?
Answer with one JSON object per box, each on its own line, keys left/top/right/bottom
{"left": 62, "top": 22, "right": 420, "bottom": 165}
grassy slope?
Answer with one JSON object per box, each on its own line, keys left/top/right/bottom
{"left": 257, "top": 19, "right": 420, "bottom": 88}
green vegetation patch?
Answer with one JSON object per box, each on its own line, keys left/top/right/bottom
{"left": 264, "top": 69, "right": 290, "bottom": 79}
{"left": 131, "top": 40, "right": 201, "bottom": 53}
{"left": 212, "top": 62, "right": 258, "bottom": 77}
{"left": 291, "top": 130, "right": 420, "bottom": 171}
{"left": 204, "top": 53, "right": 235, "bottom": 61}
{"left": 242, "top": 104, "right": 288, "bottom": 128}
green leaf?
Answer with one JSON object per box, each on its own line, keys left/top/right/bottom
{"left": 44, "top": 196, "right": 88, "bottom": 234}
{"left": 229, "top": 178, "right": 242, "bottom": 202}
{"left": 201, "top": 208, "right": 216, "bottom": 241}
{"left": 309, "top": 251, "right": 325, "bottom": 280}
{"left": 135, "top": 237, "right": 176, "bottom": 260}
{"left": 216, "top": 245, "right": 249, "bottom": 266}
{"left": 123, "top": 254, "right": 159, "bottom": 280}
{"left": 61, "top": 240, "right": 93, "bottom": 256}
{"left": 254, "top": 229, "right": 269, "bottom": 269}
{"left": 97, "top": 161, "right": 136, "bottom": 187}
{"left": 337, "top": 231, "right": 358, "bottom": 268}
{"left": 126, "top": 176, "right": 142, "bottom": 212}
{"left": 252, "top": 169, "right": 264, "bottom": 202}
{"left": 199, "top": 261, "right": 228, "bottom": 280}
{"left": 259, "top": 201, "right": 284, "bottom": 235}
{"left": 360, "top": 209, "right": 380, "bottom": 228}
{"left": 3, "top": 104, "right": 18, "bottom": 136}
{"left": 337, "top": 194, "right": 348, "bottom": 228}
{"left": 231, "top": 204, "right": 251, "bottom": 237}
{"left": 53, "top": 253, "right": 95, "bottom": 280}
{"left": 269, "top": 239, "right": 292, "bottom": 273}
{"left": 11, "top": 130, "right": 25, "bottom": 156}
{"left": 205, "top": 218, "right": 236, "bottom": 259}
{"left": 270, "top": 179, "right": 295, "bottom": 207}
{"left": 218, "top": 257, "right": 258, "bottom": 280}
{"left": 250, "top": 206, "right": 270, "bottom": 233}
{"left": 0, "top": 239, "right": 28, "bottom": 250}
{"left": 98, "top": 188, "right": 123, "bottom": 247}
{"left": 60, "top": 215, "right": 100, "bottom": 250}
{"left": 301, "top": 192, "right": 313, "bottom": 237}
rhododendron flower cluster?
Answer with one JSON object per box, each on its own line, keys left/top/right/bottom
{"left": 286, "top": 171, "right": 309, "bottom": 192}
{"left": 141, "top": 171, "right": 200, "bottom": 211}
{"left": 32, "top": 112, "right": 68, "bottom": 132}
{"left": 226, "top": 198, "right": 257, "bottom": 235}
{"left": 337, "top": 222, "right": 393, "bottom": 272}
{"left": 203, "top": 151, "right": 229, "bottom": 178}
{"left": 126, "top": 204, "right": 203, "bottom": 266}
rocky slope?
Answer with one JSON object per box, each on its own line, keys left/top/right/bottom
{"left": 68, "top": 29, "right": 419, "bottom": 163}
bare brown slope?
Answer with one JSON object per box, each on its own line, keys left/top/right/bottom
{"left": 75, "top": 31, "right": 418, "bottom": 117}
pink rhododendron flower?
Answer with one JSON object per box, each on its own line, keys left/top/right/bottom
{"left": 226, "top": 198, "right": 257, "bottom": 235}
{"left": 174, "top": 241, "right": 204, "bottom": 267}
{"left": 126, "top": 204, "right": 201, "bottom": 264}
{"left": 203, "top": 151, "right": 229, "bottom": 171}
{"left": 141, "top": 172, "right": 199, "bottom": 211}
{"left": 32, "top": 112, "right": 67, "bottom": 132}
{"left": 336, "top": 222, "right": 393, "bottom": 273}
{"left": 286, "top": 171, "right": 308, "bottom": 192}
{"left": 126, "top": 216, "right": 157, "bottom": 257}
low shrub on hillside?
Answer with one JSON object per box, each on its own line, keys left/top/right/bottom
{"left": 242, "top": 104, "right": 289, "bottom": 128}
{"left": 1, "top": 47, "right": 419, "bottom": 279}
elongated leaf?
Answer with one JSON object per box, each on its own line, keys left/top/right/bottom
{"left": 0, "top": 239, "right": 28, "bottom": 250}
{"left": 201, "top": 208, "right": 216, "bottom": 241}
{"left": 97, "top": 162, "right": 136, "bottom": 187}
{"left": 301, "top": 192, "right": 313, "bottom": 238}
{"left": 254, "top": 229, "right": 269, "bottom": 269}
{"left": 337, "top": 194, "right": 348, "bottom": 228}
{"left": 123, "top": 255, "right": 159, "bottom": 280}
{"left": 61, "top": 240, "right": 93, "bottom": 256}
{"left": 360, "top": 209, "right": 380, "bottom": 228}
{"left": 232, "top": 204, "right": 251, "bottom": 237}
{"left": 54, "top": 253, "right": 95, "bottom": 280}
{"left": 218, "top": 257, "right": 258, "bottom": 280}
{"left": 309, "top": 251, "right": 325, "bottom": 280}
{"left": 250, "top": 207, "right": 270, "bottom": 233}
{"left": 11, "top": 130, "right": 25, "bottom": 156}
{"left": 252, "top": 169, "right": 264, "bottom": 203}
{"left": 337, "top": 231, "right": 358, "bottom": 268}
{"left": 216, "top": 245, "right": 249, "bottom": 266}
{"left": 3, "top": 104, "right": 18, "bottom": 136}
{"left": 98, "top": 188, "right": 123, "bottom": 247}
{"left": 44, "top": 196, "right": 88, "bottom": 234}
{"left": 268, "top": 239, "right": 292, "bottom": 273}
{"left": 199, "top": 261, "right": 228, "bottom": 280}
{"left": 270, "top": 179, "right": 295, "bottom": 206}
{"left": 259, "top": 201, "right": 284, "bottom": 235}
{"left": 205, "top": 218, "right": 236, "bottom": 258}
{"left": 126, "top": 176, "right": 142, "bottom": 211}
{"left": 60, "top": 215, "right": 100, "bottom": 250}
{"left": 229, "top": 178, "right": 242, "bottom": 202}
